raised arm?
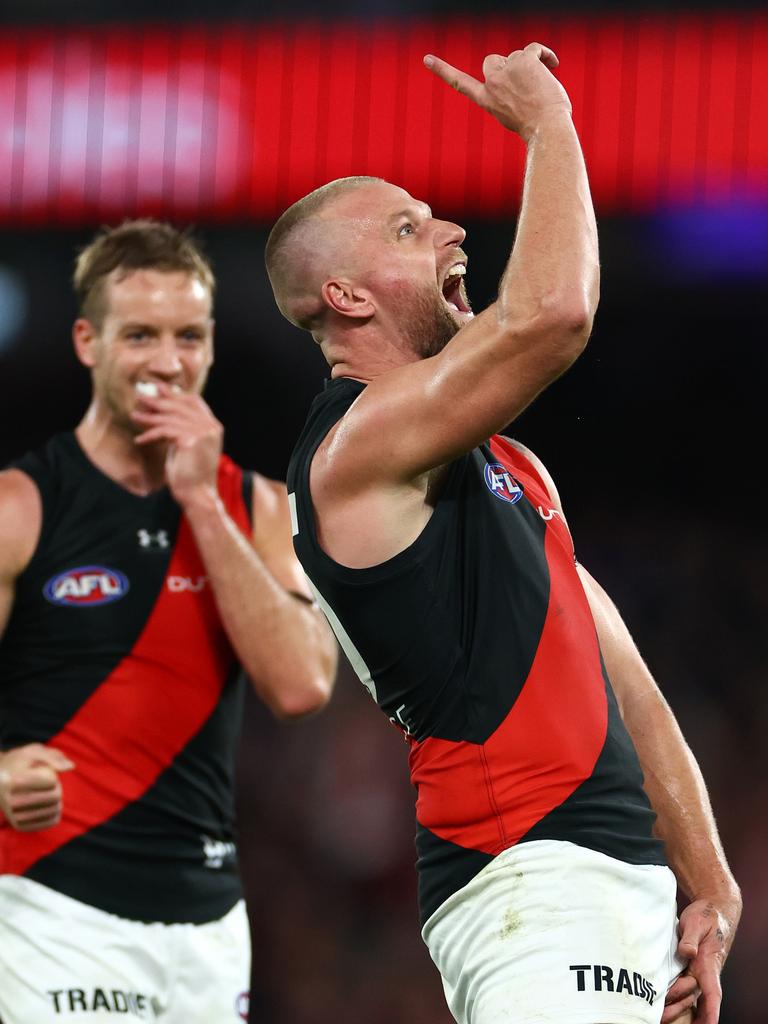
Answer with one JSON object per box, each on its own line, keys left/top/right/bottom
{"left": 330, "top": 43, "right": 599, "bottom": 485}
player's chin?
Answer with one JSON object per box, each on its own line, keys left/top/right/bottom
{"left": 452, "top": 308, "right": 474, "bottom": 328}
{"left": 123, "top": 409, "right": 148, "bottom": 436}
{"left": 441, "top": 300, "right": 474, "bottom": 330}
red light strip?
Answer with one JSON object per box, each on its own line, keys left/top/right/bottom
{"left": 0, "top": 14, "right": 766, "bottom": 225}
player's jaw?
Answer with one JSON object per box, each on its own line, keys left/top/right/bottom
{"left": 95, "top": 361, "right": 207, "bottom": 436}
{"left": 388, "top": 278, "right": 461, "bottom": 360}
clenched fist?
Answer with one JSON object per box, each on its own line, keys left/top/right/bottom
{"left": 0, "top": 743, "right": 74, "bottom": 831}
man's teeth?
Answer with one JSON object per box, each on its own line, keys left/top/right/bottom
{"left": 446, "top": 264, "right": 466, "bottom": 278}
{"left": 135, "top": 382, "right": 182, "bottom": 397}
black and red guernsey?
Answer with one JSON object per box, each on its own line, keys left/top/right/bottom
{"left": 0, "top": 433, "right": 252, "bottom": 924}
{"left": 288, "top": 378, "right": 666, "bottom": 925}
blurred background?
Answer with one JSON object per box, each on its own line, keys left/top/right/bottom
{"left": 1, "top": 2, "right": 766, "bottom": 1022}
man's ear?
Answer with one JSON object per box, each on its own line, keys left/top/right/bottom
{"left": 72, "top": 318, "right": 99, "bottom": 368}
{"left": 321, "top": 280, "right": 375, "bottom": 320}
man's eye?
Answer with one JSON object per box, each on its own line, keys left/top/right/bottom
{"left": 180, "top": 332, "right": 203, "bottom": 343}
{"left": 126, "top": 332, "right": 147, "bottom": 342}
{"left": 398, "top": 223, "right": 414, "bottom": 237}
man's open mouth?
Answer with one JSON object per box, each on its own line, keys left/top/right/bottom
{"left": 441, "top": 263, "right": 472, "bottom": 315}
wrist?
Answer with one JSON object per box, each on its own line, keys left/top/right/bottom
{"left": 690, "top": 883, "right": 742, "bottom": 920}
{"left": 521, "top": 104, "right": 574, "bottom": 143}
{"left": 175, "top": 483, "right": 222, "bottom": 519}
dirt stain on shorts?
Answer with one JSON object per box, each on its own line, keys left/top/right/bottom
{"left": 499, "top": 907, "right": 522, "bottom": 938}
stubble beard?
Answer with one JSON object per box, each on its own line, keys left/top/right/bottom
{"left": 400, "top": 284, "right": 461, "bottom": 359}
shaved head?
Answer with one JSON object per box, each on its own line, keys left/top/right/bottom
{"left": 267, "top": 176, "right": 471, "bottom": 368}
{"left": 265, "top": 176, "right": 386, "bottom": 330}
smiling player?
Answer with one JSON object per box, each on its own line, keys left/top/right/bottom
{"left": 0, "top": 220, "right": 337, "bottom": 1023}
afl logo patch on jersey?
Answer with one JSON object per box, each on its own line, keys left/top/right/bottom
{"left": 43, "top": 566, "right": 130, "bottom": 607}
{"left": 484, "top": 463, "right": 524, "bottom": 504}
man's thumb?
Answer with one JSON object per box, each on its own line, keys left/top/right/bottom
{"left": 33, "top": 747, "right": 75, "bottom": 773}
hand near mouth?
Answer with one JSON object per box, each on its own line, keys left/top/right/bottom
{"left": 130, "top": 382, "right": 223, "bottom": 506}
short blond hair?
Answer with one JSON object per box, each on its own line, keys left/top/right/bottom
{"left": 74, "top": 219, "right": 215, "bottom": 329}
{"left": 265, "top": 176, "right": 382, "bottom": 328}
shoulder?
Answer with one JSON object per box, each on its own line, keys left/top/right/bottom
{"left": 502, "top": 437, "right": 564, "bottom": 516}
{"left": 298, "top": 378, "right": 378, "bottom": 495}
{"left": 0, "top": 469, "right": 43, "bottom": 577}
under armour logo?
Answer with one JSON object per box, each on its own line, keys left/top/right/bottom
{"left": 137, "top": 529, "right": 170, "bottom": 550}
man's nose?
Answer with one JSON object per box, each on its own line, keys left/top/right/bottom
{"left": 434, "top": 219, "right": 466, "bottom": 249}
{"left": 146, "top": 338, "right": 183, "bottom": 377}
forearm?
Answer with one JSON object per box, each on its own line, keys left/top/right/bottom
{"left": 622, "top": 682, "right": 740, "bottom": 914}
{"left": 501, "top": 113, "right": 599, "bottom": 334}
{"left": 182, "top": 486, "right": 336, "bottom": 718}
{"left": 582, "top": 567, "right": 740, "bottom": 918}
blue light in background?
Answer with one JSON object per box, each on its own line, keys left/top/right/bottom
{"left": 648, "top": 200, "right": 768, "bottom": 282}
{"left": 0, "top": 267, "right": 28, "bottom": 354}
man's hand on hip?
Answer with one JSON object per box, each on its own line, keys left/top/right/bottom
{"left": 662, "top": 896, "right": 740, "bottom": 1024}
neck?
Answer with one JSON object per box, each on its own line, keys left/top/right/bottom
{"left": 320, "top": 322, "right": 419, "bottom": 382}
{"left": 76, "top": 399, "right": 167, "bottom": 496}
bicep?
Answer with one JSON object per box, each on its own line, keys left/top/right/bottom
{"left": 331, "top": 304, "right": 577, "bottom": 486}
{"left": 251, "top": 475, "right": 313, "bottom": 598}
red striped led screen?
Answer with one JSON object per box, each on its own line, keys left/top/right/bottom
{"left": 1, "top": 13, "right": 766, "bottom": 224}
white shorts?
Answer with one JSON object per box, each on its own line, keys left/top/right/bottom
{"left": 422, "top": 840, "right": 685, "bottom": 1024}
{"left": 0, "top": 876, "right": 251, "bottom": 1023}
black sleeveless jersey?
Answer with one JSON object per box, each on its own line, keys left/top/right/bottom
{"left": 288, "top": 378, "right": 666, "bottom": 925}
{"left": 0, "top": 433, "right": 252, "bottom": 924}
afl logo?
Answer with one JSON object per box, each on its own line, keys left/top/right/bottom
{"left": 43, "top": 566, "right": 130, "bottom": 607}
{"left": 484, "top": 463, "right": 524, "bottom": 504}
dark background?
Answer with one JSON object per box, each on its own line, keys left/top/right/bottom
{"left": 1, "top": 4, "right": 766, "bottom": 1023}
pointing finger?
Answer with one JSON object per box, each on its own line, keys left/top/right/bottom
{"left": 424, "top": 54, "right": 484, "bottom": 104}
{"left": 523, "top": 41, "right": 559, "bottom": 69}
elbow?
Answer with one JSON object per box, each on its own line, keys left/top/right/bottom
{"left": 510, "top": 295, "right": 595, "bottom": 371}
{"left": 540, "top": 292, "right": 595, "bottom": 350}
{"left": 269, "top": 675, "right": 334, "bottom": 721}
